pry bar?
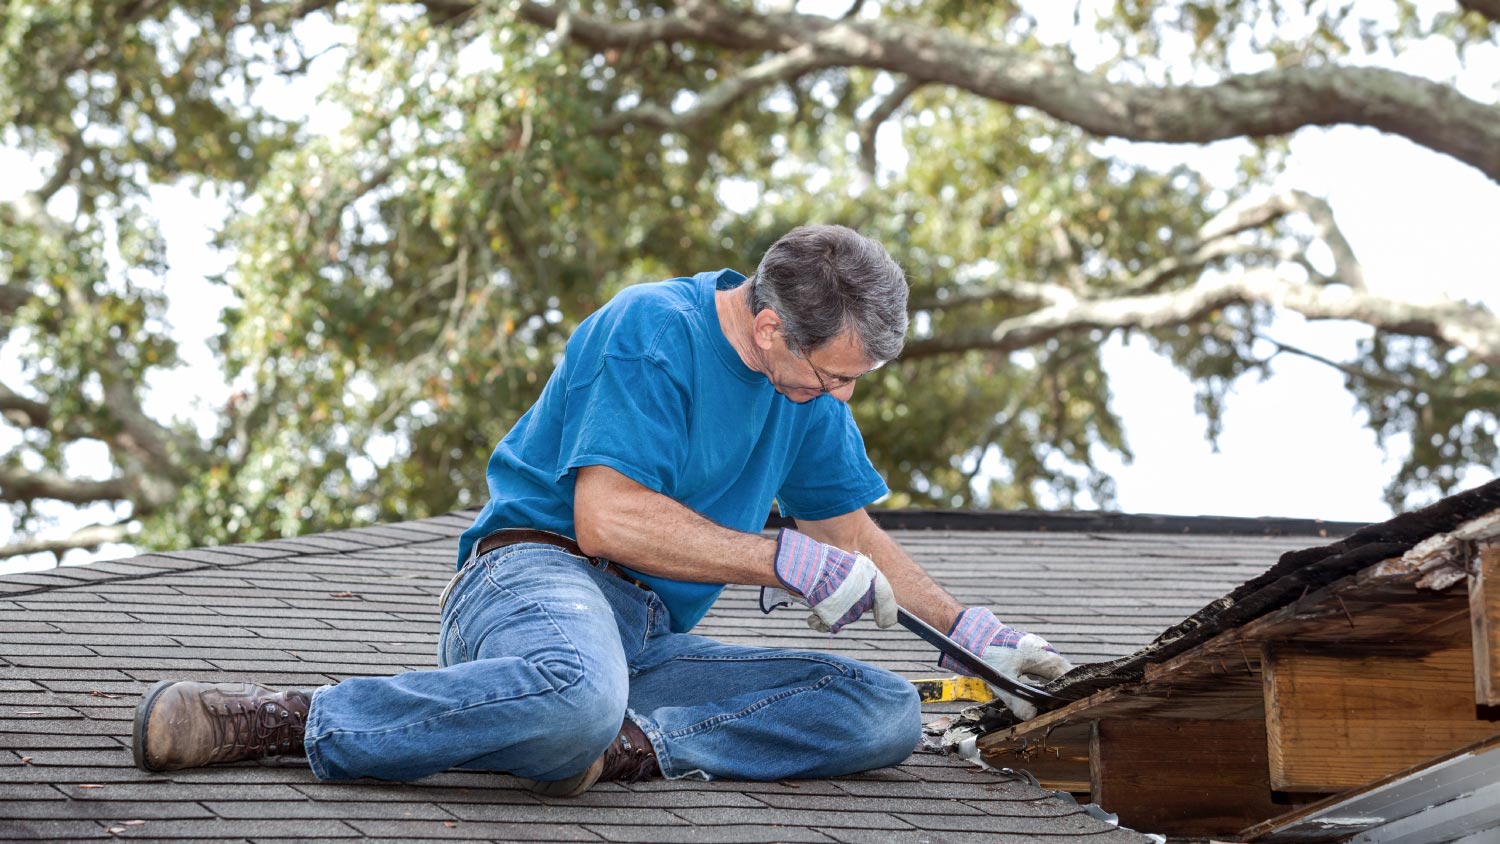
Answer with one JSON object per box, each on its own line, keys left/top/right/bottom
{"left": 895, "top": 607, "right": 1068, "bottom": 712}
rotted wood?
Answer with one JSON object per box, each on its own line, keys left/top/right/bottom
{"left": 982, "top": 721, "right": 1090, "bottom": 793}
{"left": 1263, "top": 638, "right": 1500, "bottom": 792}
{"left": 1089, "top": 718, "right": 1282, "bottom": 837}
{"left": 1471, "top": 543, "right": 1500, "bottom": 705}
{"left": 1039, "top": 481, "right": 1500, "bottom": 709}
{"left": 982, "top": 556, "right": 1468, "bottom": 755}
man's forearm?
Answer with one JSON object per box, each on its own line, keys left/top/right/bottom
{"left": 850, "top": 522, "right": 964, "bottom": 633}
{"left": 796, "top": 509, "right": 964, "bottom": 632}
{"left": 858, "top": 521, "right": 960, "bottom": 635}
{"left": 573, "top": 465, "right": 781, "bottom": 587}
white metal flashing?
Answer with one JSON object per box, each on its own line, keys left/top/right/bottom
{"left": 1267, "top": 739, "right": 1500, "bottom": 843}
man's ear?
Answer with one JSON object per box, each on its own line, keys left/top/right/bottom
{"left": 750, "top": 308, "right": 782, "bottom": 351}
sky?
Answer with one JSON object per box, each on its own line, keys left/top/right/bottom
{"left": 2, "top": 2, "right": 1498, "bottom": 575}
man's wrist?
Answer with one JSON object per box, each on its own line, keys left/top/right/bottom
{"left": 941, "top": 606, "right": 1003, "bottom": 673}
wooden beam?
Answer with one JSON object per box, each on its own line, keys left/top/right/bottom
{"left": 1090, "top": 718, "right": 1282, "bottom": 836}
{"left": 1470, "top": 542, "right": 1500, "bottom": 705}
{"left": 1264, "top": 644, "right": 1500, "bottom": 792}
{"left": 982, "top": 723, "right": 1090, "bottom": 793}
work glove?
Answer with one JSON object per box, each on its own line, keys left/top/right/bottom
{"left": 759, "top": 528, "right": 897, "bottom": 634}
{"left": 945, "top": 606, "right": 1073, "bottom": 721}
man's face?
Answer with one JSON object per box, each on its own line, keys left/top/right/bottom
{"left": 772, "top": 331, "right": 879, "bottom": 404}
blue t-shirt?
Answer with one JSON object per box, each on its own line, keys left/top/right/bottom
{"left": 457, "top": 269, "right": 888, "bottom": 632}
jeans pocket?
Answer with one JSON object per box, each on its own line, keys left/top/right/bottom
{"left": 437, "top": 600, "right": 469, "bottom": 668}
{"left": 438, "top": 562, "right": 486, "bottom": 668}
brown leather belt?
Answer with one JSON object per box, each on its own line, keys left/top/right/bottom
{"left": 473, "top": 528, "right": 648, "bottom": 591}
{"left": 475, "top": 528, "right": 591, "bottom": 561}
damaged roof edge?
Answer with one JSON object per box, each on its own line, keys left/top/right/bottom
{"left": 1043, "top": 477, "right": 1500, "bottom": 700}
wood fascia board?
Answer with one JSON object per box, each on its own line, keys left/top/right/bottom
{"left": 1245, "top": 735, "right": 1500, "bottom": 843}
{"left": 1090, "top": 717, "right": 1283, "bottom": 836}
{"left": 1471, "top": 542, "right": 1500, "bottom": 705}
{"left": 1262, "top": 643, "right": 1500, "bottom": 792}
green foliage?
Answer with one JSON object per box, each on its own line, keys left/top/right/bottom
{"left": 1351, "top": 334, "right": 1500, "bottom": 511}
{"left": 3, "top": 0, "right": 1497, "bottom": 559}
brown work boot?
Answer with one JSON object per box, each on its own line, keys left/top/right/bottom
{"left": 133, "top": 680, "right": 313, "bottom": 772}
{"left": 530, "top": 719, "right": 660, "bottom": 798}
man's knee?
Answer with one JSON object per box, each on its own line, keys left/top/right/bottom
{"left": 856, "top": 666, "right": 922, "bottom": 768}
{"left": 555, "top": 692, "right": 627, "bottom": 771}
{"left": 507, "top": 675, "right": 628, "bottom": 780}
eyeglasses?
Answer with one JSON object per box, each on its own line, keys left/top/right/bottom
{"left": 790, "top": 339, "right": 868, "bottom": 395}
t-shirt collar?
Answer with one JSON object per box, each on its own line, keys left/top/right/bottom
{"left": 697, "top": 269, "right": 763, "bottom": 385}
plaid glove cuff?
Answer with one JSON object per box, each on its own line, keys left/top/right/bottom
{"left": 940, "top": 606, "right": 1023, "bottom": 673}
{"left": 773, "top": 528, "right": 856, "bottom": 606}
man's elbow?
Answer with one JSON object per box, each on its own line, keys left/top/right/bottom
{"left": 574, "top": 513, "right": 615, "bottom": 559}
{"left": 573, "top": 472, "right": 628, "bottom": 558}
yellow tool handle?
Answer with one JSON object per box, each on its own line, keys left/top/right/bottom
{"left": 912, "top": 675, "right": 994, "bottom": 704}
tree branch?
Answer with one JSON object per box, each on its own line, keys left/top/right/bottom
{"left": 1459, "top": 0, "right": 1500, "bottom": 23}
{"left": 46, "top": 270, "right": 204, "bottom": 480}
{"left": 0, "top": 466, "right": 134, "bottom": 505}
{"left": 859, "top": 77, "right": 921, "bottom": 176}
{"left": 920, "top": 189, "right": 1323, "bottom": 311}
{"left": 0, "top": 382, "right": 52, "bottom": 429}
{"left": 1258, "top": 335, "right": 1422, "bottom": 394}
{"left": 517, "top": 1, "right": 758, "bottom": 51}
{"left": 33, "top": 134, "right": 84, "bottom": 205}
{"left": 517, "top": 2, "right": 1500, "bottom": 182}
{"left": 0, "top": 283, "right": 35, "bottom": 315}
{"left": 1187, "top": 189, "right": 1363, "bottom": 290}
{"left": 0, "top": 522, "right": 134, "bottom": 563}
{"left": 596, "top": 44, "right": 827, "bottom": 133}
{"left": 911, "top": 278, "right": 1076, "bottom": 312}
{"left": 902, "top": 267, "right": 1500, "bottom": 362}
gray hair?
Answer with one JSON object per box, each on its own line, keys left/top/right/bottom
{"left": 746, "top": 225, "right": 908, "bottom": 363}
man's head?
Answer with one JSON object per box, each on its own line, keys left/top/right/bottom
{"left": 744, "top": 225, "right": 908, "bottom": 402}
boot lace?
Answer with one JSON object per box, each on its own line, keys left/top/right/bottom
{"left": 206, "top": 694, "right": 307, "bottom": 763}
{"left": 598, "top": 726, "right": 659, "bottom": 783}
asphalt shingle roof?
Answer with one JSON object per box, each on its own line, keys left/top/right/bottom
{"left": 0, "top": 511, "right": 1342, "bottom": 842}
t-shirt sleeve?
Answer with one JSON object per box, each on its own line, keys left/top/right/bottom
{"left": 776, "top": 399, "right": 888, "bottom": 521}
{"left": 556, "top": 354, "right": 690, "bottom": 494}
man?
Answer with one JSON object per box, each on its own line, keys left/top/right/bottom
{"left": 133, "top": 225, "right": 1071, "bottom": 794}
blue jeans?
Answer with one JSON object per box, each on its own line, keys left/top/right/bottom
{"left": 304, "top": 543, "right": 921, "bottom": 783}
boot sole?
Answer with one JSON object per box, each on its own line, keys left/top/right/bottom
{"left": 132, "top": 679, "right": 179, "bottom": 772}
{"left": 529, "top": 755, "right": 605, "bottom": 798}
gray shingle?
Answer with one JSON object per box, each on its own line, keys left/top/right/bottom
{"left": 0, "top": 511, "right": 1321, "bottom": 844}
{"left": 585, "top": 825, "right": 836, "bottom": 843}
{"left": 344, "top": 819, "right": 603, "bottom": 840}
{"left": 0, "top": 820, "right": 109, "bottom": 840}
{"left": 2, "top": 800, "right": 216, "bottom": 820}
